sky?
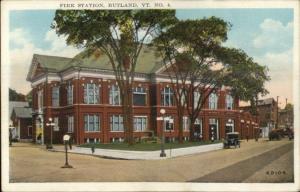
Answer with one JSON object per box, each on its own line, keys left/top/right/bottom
{"left": 9, "top": 9, "right": 294, "bottom": 108}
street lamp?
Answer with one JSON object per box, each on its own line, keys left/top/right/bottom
{"left": 160, "top": 108, "right": 166, "bottom": 157}
{"left": 46, "top": 117, "right": 55, "bottom": 149}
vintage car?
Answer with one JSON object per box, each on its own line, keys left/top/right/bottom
{"left": 223, "top": 132, "right": 240, "bottom": 149}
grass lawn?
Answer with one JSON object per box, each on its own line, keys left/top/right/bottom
{"left": 78, "top": 140, "right": 222, "bottom": 151}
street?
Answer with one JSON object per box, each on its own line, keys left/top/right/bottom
{"left": 9, "top": 139, "right": 293, "bottom": 182}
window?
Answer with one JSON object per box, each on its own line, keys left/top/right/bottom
{"left": 109, "top": 85, "right": 120, "bottom": 105}
{"left": 209, "top": 93, "right": 218, "bottom": 110}
{"left": 193, "top": 91, "right": 201, "bottom": 108}
{"left": 180, "top": 88, "right": 187, "bottom": 106}
{"left": 134, "top": 116, "right": 147, "bottom": 132}
{"left": 67, "top": 116, "right": 74, "bottom": 132}
{"left": 37, "top": 90, "right": 43, "bottom": 110}
{"left": 110, "top": 115, "right": 124, "bottom": 132}
{"left": 84, "top": 114, "right": 100, "bottom": 132}
{"left": 84, "top": 83, "right": 99, "bottom": 104}
{"left": 161, "top": 87, "right": 173, "bottom": 106}
{"left": 164, "top": 116, "right": 174, "bottom": 131}
{"left": 226, "top": 94, "right": 234, "bottom": 110}
{"left": 52, "top": 86, "right": 60, "bottom": 107}
{"left": 67, "top": 83, "right": 73, "bottom": 105}
{"left": 133, "top": 87, "right": 146, "bottom": 106}
{"left": 182, "top": 116, "right": 190, "bottom": 131}
{"left": 53, "top": 117, "right": 59, "bottom": 131}
{"left": 194, "top": 118, "right": 203, "bottom": 136}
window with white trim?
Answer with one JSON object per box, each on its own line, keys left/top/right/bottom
{"left": 84, "top": 83, "right": 99, "bottom": 104}
{"left": 67, "top": 83, "right": 73, "bottom": 105}
{"left": 179, "top": 88, "right": 187, "bottom": 106}
{"left": 134, "top": 116, "right": 147, "bottom": 132}
{"left": 182, "top": 116, "right": 190, "bottom": 131}
{"left": 164, "top": 116, "right": 174, "bottom": 131}
{"left": 52, "top": 86, "right": 60, "bottom": 107}
{"left": 109, "top": 84, "right": 120, "bottom": 105}
{"left": 193, "top": 91, "right": 201, "bottom": 108}
{"left": 110, "top": 115, "right": 124, "bottom": 132}
{"left": 209, "top": 93, "right": 218, "bottom": 110}
{"left": 161, "top": 87, "right": 173, "bottom": 106}
{"left": 53, "top": 117, "right": 59, "bottom": 131}
{"left": 84, "top": 114, "right": 100, "bottom": 132}
{"left": 67, "top": 116, "right": 74, "bottom": 133}
{"left": 133, "top": 87, "right": 146, "bottom": 106}
{"left": 226, "top": 94, "right": 234, "bottom": 110}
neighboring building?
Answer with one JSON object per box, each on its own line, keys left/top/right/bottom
{"left": 26, "top": 49, "right": 258, "bottom": 145}
{"left": 278, "top": 108, "right": 293, "bottom": 130}
{"left": 11, "top": 107, "right": 33, "bottom": 141}
{"left": 9, "top": 101, "right": 30, "bottom": 139}
{"left": 240, "top": 98, "right": 278, "bottom": 138}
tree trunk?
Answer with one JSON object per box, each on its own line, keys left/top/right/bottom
{"left": 189, "top": 117, "right": 196, "bottom": 142}
{"left": 121, "top": 83, "right": 134, "bottom": 145}
{"left": 177, "top": 109, "right": 184, "bottom": 144}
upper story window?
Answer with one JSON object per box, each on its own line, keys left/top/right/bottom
{"left": 179, "top": 88, "right": 187, "bottom": 106}
{"left": 193, "top": 91, "right": 201, "bottom": 108}
{"left": 110, "top": 115, "right": 124, "bottom": 132}
{"left": 209, "top": 92, "right": 218, "bottom": 110}
{"left": 134, "top": 116, "right": 147, "bottom": 132}
{"left": 109, "top": 85, "right": 120, "bottom": 105}
{"left": 84, "top": 114, "right": 100, "bottom": 132}
{"left": 52, "top": 86, "right": 60, "bottom": 107}
{"left": 37, "top": 90, "right": 43, "bottom": 110}
{"left": 161, "top": 87, "right": 173, "bottom": 106}
{"left": 84, "top": 83, "right": 99, "bottom": 104}
{"left": 226, "top": 94, "right": 234, "bottom": 110}
{"left": 133, "top": 87, "right": 146, "bottom": 106}
{"left": 67, "top": 83, "right": 73, "bottom": 105}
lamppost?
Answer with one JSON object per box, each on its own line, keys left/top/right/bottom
{"left": 160, "top": 108, "right": 166, "bottom": 157}
{"left": 46, "top": 117, "right": 55, "bottom": 149}
{"left": 61, "top": 134, "right": 73, "bottom": 168}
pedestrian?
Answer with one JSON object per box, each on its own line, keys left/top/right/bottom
{"left": 9, "top": 128, "right": 13, "bottom": 146}
{"left": 246, "top": 135, "right": 249, "bottom": 142}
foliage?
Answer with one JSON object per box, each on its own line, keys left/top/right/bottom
{"left": 154, "top": 17, "right": 269, "bottom": 140}
{"left": 52, "top": 10, "right": 177, "bottom": 145}
{"left": 284, "top": 103, "right": 293, "bottom": 111}
{"left": 9, "top": 88, "right": 26, "bottom": 101}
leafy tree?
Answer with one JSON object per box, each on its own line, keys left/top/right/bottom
{"left": 284, "top": 103, "right": 293, "bottom": 111}
{"left": 9, "top": 88, "right": 26, "bottom": 101}
{"left": 217, "top": 47, "right": 270, "bottom": 115}
{"left": 52, "top": 10, "right": 177, "bottom": 145}
{"left": 154, "top": 17, "right": 230, "bottom": 142}
{"left": 154, "top": 17, "right": 269, "bottom": 142}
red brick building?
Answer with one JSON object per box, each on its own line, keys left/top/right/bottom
{"left": 26, "top": 48, "right": 258, "bottom": 145}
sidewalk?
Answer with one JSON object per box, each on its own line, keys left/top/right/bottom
{"left": 51, "top": 142, "right": 223, "bottom": 160}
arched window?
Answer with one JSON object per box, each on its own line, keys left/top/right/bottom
{"left": 161, "top": 87, "right": 173, "bottom": 106}
{"left": 226, "top": 94, "right": 234, "bottom": 110}
{"left": 209, "top": 93, "right": 218, "bottom": 110}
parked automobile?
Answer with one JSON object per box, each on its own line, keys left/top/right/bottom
{"left": 223, "top": 132, "right": 240, "bottom": 149}
{"left": 269, "top": 129, "right": 284, "bottom": 141}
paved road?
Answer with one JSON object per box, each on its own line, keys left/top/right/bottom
{"left": 189, "top": 142, "right": 293, "bottom": 182}
{"left": 8, "top": 139, "right": 293, "bottom": 182}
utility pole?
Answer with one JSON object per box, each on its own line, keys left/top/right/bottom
{"left": 276, "top": 96, "right": 279, "bottom": 129}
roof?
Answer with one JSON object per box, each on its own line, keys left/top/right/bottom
{"left": 27, "top": 45, "right": 165, "bottom": 81}
{"left": 9, "top": 101, "right": 29, "bottom": 118}
{"left": 12, "top": 107, "right": 32, "bottom": 118}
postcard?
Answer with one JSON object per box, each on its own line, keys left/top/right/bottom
{"left": 1, "top": 0, "right": 299, "bottom": 191}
